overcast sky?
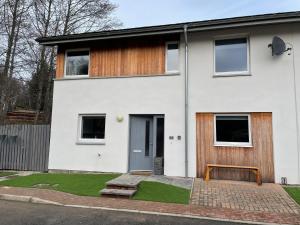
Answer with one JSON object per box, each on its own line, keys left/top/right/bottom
{"left": 111, "top": 0, "right": 300, "bottom": 28}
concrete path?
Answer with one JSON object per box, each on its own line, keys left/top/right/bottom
{"left": 107, "top": 174, "right": 193, "bottom": 189}
{"left": 0, "top": 200, "right": 251, "bottom": 225}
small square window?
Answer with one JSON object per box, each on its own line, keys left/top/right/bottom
{"left": 65, "top": 50, "right": 89, "bottom": 76}
{"left": 166, "top": 42, "right": 179, "bottom": 73}
{"left": 78, "top": 115, "right": 106, "bottom": 144}
{"left": 214, "top": 114, "right": 252, "bottom": 147}
{"left": 215, "top": 38, "right": 249, "bottom": 75}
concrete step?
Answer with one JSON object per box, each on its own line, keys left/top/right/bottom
{"left": 106, "top": 184, "right": 137, "bottom": 190}
{"left": 100, "top": 188, "right": 137, "bottom": 198}
{"left": 129, "top": 170, "right": 152, "bottom": 176}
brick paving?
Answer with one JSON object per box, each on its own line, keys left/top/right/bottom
{"left": 0, "top": 185, "right": 300, "bottom": 224}
{"left": 191, "top": 179, "right": 300, "bottom": 214}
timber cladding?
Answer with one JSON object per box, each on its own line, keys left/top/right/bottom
{"left": 196, "top": 113, "right": 274, "bottom": 183}
{"left": 56, "top": 36, "right": 179, "bottom": 78}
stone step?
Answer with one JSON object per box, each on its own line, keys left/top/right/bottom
{"left": 130, "top": 170, "right": 152, "bottom": 176}
{"left": 100, "top": 188, "right": 137, "bottom": 198}
{"left": 106, "top": 184, "right": 137, "bottom": 190}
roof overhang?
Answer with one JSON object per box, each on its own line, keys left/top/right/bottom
{"left": 36, "top": 11, "right": 300, "bottom": 46}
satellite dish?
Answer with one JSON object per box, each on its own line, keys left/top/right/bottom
{"left": 268, "top": 36, "right": 287, "bottom": 56}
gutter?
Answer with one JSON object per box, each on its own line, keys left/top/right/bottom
{"left": 183, "top": 25, "right": 189, "bottom": 177}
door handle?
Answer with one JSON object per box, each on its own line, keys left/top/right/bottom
{"left": 133, "top": 149, "right": 142, "bottom": 153}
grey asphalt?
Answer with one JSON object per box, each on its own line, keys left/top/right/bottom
{"left": 0, "top": 200, "right": 258, "bottom": 225}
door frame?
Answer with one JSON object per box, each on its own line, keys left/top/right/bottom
{"left": 127, "top": 114, "right": 164, "bottom": 173}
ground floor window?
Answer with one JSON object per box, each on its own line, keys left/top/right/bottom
{"left": 77, "top": 114, "right": 106, "bottom": 144}
{"left": 214, "top": 114, "right": 252, "bottom": 147}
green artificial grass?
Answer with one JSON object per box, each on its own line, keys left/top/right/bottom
{"left": 0, "top": 172, "right": 16, "bottom": 177}
{"left": 284, "top": 187, "right": 300, "bottom": 205}
{"left": 0, "top": 173, "right": 120, "bottom": 197}
{"left": 133, "top": 181, "right": 190, "bottom": 204}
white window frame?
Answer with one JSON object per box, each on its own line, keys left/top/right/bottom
{"left": 77, "top": 114, "right": 106, "bottom": 145}
{"left": 165, "top": 41, "right": 180, "bottom": 74}
{"left": 64, "top": 48, "right": 90, "bottom": 78}
{"left": 213, "top": 36, "right": 250, "bottom": 77}
{"left": 214, "top": 114, "right": 252, "bottom": 147}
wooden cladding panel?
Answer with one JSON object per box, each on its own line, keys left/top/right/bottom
{"left": 56, "top": 48, "right": 65, "bottom": 79}
{"left": 196, "top": 113, "right": 274, "bottom": 182}
{"left": 90, "top": 40, "right": 165, "bottom": 77}
{"left": 55, "top": 37, "right": 172, "bottom": 78}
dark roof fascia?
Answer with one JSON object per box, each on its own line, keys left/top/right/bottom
{"left": 36, "top": 11, "right": 300, "bottom": 46}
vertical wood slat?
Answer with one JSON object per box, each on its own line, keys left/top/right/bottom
{"left": 196, "top": 112, "right": 275, "bottom": 183}
{"left": 55, "top": 36, "right": 176, "bottom": 78}
{"left": 0, "top": 125, "right": 50, "bottom": 171}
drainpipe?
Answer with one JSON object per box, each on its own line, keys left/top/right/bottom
{"left": 290, "top": 44, "right": 300, "bottom": 184}
{"left": 183, "top": 25, "right": 189, "bottom": 177}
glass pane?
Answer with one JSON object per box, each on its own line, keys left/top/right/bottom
{"left": 81, "top": 116, "right": 105, "bottom": 139}
{"left": 167, "top": 43, "right": 179, "bottom": 72}
{"left": 215, "top": 38, "right": 248, "bottom": 73}
{"left": 145, "top": 120, "right": 150, "bottom": 156}
{"left": 156, "top": 118, "right": 164, "bottom": 157}
{"left": 66, "top": 51, "right": 89, "bottom": 75}
{"left": 216, "top": 116, "right": 249, "bottom": 143}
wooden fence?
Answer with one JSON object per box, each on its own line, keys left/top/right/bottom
{"left": 0, "top": 124, "right": 50, "bottom": 171}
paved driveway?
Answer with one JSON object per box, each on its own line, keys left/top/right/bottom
{"left": 191, "top": 179, "right": 300, "bottom": 214}
{"left": 0, "top": 200, "right": 251, "bottom": 225}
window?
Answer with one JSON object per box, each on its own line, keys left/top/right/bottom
{"left": 214, "top": 114, "right": 252, "bottom": 147}
{"left": 214, "top": 37, "right": 249, "bottom": 75}
{"left": 78, "top": 115, "right": 106, "bottom": 144}
{"left": 166, "top": 42, "right": 179, "bottom": 73}
{"left": 145, "top": 120, "right": 150, "bottom": 157}
{"left": 65, "top": 50, "right": 89, "bottom": 76}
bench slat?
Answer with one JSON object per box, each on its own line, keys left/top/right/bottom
{"left": 205, "top": 164, "right": 262, "bottom": 185}
{"left": 207, "top": 164, "right": 258, "bottom": 170}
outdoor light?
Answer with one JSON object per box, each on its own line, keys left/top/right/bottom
{"left": 116, "top": 115, "right": 124, "bottom": 122}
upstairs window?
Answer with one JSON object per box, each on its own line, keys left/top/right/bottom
{"left": 78, "top": 115, "right": 106, "bottom": 144}
{"left": 65, "top": 50, "right": 89, "bottom": 76}
{"left": 214, "top": 114, "right": 252, "bottom": 147}
{"left": 215, "top": 38, "right": 249, "bottom": 75}
{"left": 166, "top": 42, "right": 179, "bottom": 73}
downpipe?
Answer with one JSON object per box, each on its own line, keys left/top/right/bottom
{"left": 184, "top": 25, "right": 189, "bottom": 177}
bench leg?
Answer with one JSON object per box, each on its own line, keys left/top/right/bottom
{"left": 252, "top": 169, "right": 262, "bottom": 185}
{"left": 204, "top": 166, "right": 210, "bottom": 181}
{"left": 256, "top": 170, "right": 262, "bottom": 185}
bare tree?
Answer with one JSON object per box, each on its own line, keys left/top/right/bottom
{"left": 0, "top": 0, "right": 28, "bottom": 122}
{"left": 0, "top": 0, "right": 120, "bottom": 124}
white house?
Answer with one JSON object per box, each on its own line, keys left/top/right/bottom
{"left": 37, "top": 11, "right": 300, "bottom": 184}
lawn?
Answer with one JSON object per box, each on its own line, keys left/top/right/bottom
{"left": 0, "top": 173, "right": 120, "bottom": 197}
{"left": 0, "top": 172, "right": 16, "bottom": 177}
{"left": 284, "top": 187, "right": 300, "bottom": 205}
{"left": 133, "top": 181, "right": 190, "bottom": 204}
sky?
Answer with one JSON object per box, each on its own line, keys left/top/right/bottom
{"left": 111, "top": 0, "right": 300, "bottom": 28}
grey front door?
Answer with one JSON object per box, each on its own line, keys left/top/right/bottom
{"left": 129, "top": 116, "right": 153, "bottom": 171}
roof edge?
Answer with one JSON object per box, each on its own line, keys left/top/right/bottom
{"left": 37, "top": 11, "right": 300, "bottom": 46}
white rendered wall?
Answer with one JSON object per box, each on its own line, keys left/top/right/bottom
{"left": 187, "top": 23, "right": 300, "bottom": 184}
{"left": 49, "top": 23, "right": 300, "bottom": 184}
{"left": 49, "top": 41, "right": 186, "bottom": 176}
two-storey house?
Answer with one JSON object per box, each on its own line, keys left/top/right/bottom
{"left": 37, "top": 11, "right": 300, "bottom": 184}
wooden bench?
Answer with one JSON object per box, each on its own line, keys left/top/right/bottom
{"left": 204, "top": 164, "right": 262, "bottom": 185}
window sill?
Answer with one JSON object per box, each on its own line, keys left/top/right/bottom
{"left": 214, "top": 144, "right": 253, "bottom": 148}
{"left": 55, "top": 73, "right": 180, "bottom": 81}
{"left": 64, "top": 75, "right": 89, "bottom": 79}
{"left": 76, "top": 140, "right": 105, "bottom": 145}
{"left": 213, "top": 73, "right": 251, "bottom": 78}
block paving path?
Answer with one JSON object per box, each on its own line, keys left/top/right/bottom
{"left": 191, "top": 179, "right": 300, "bottom": 215}
{"left": 0, "top": 183, "right": 299, "bottom": 224}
